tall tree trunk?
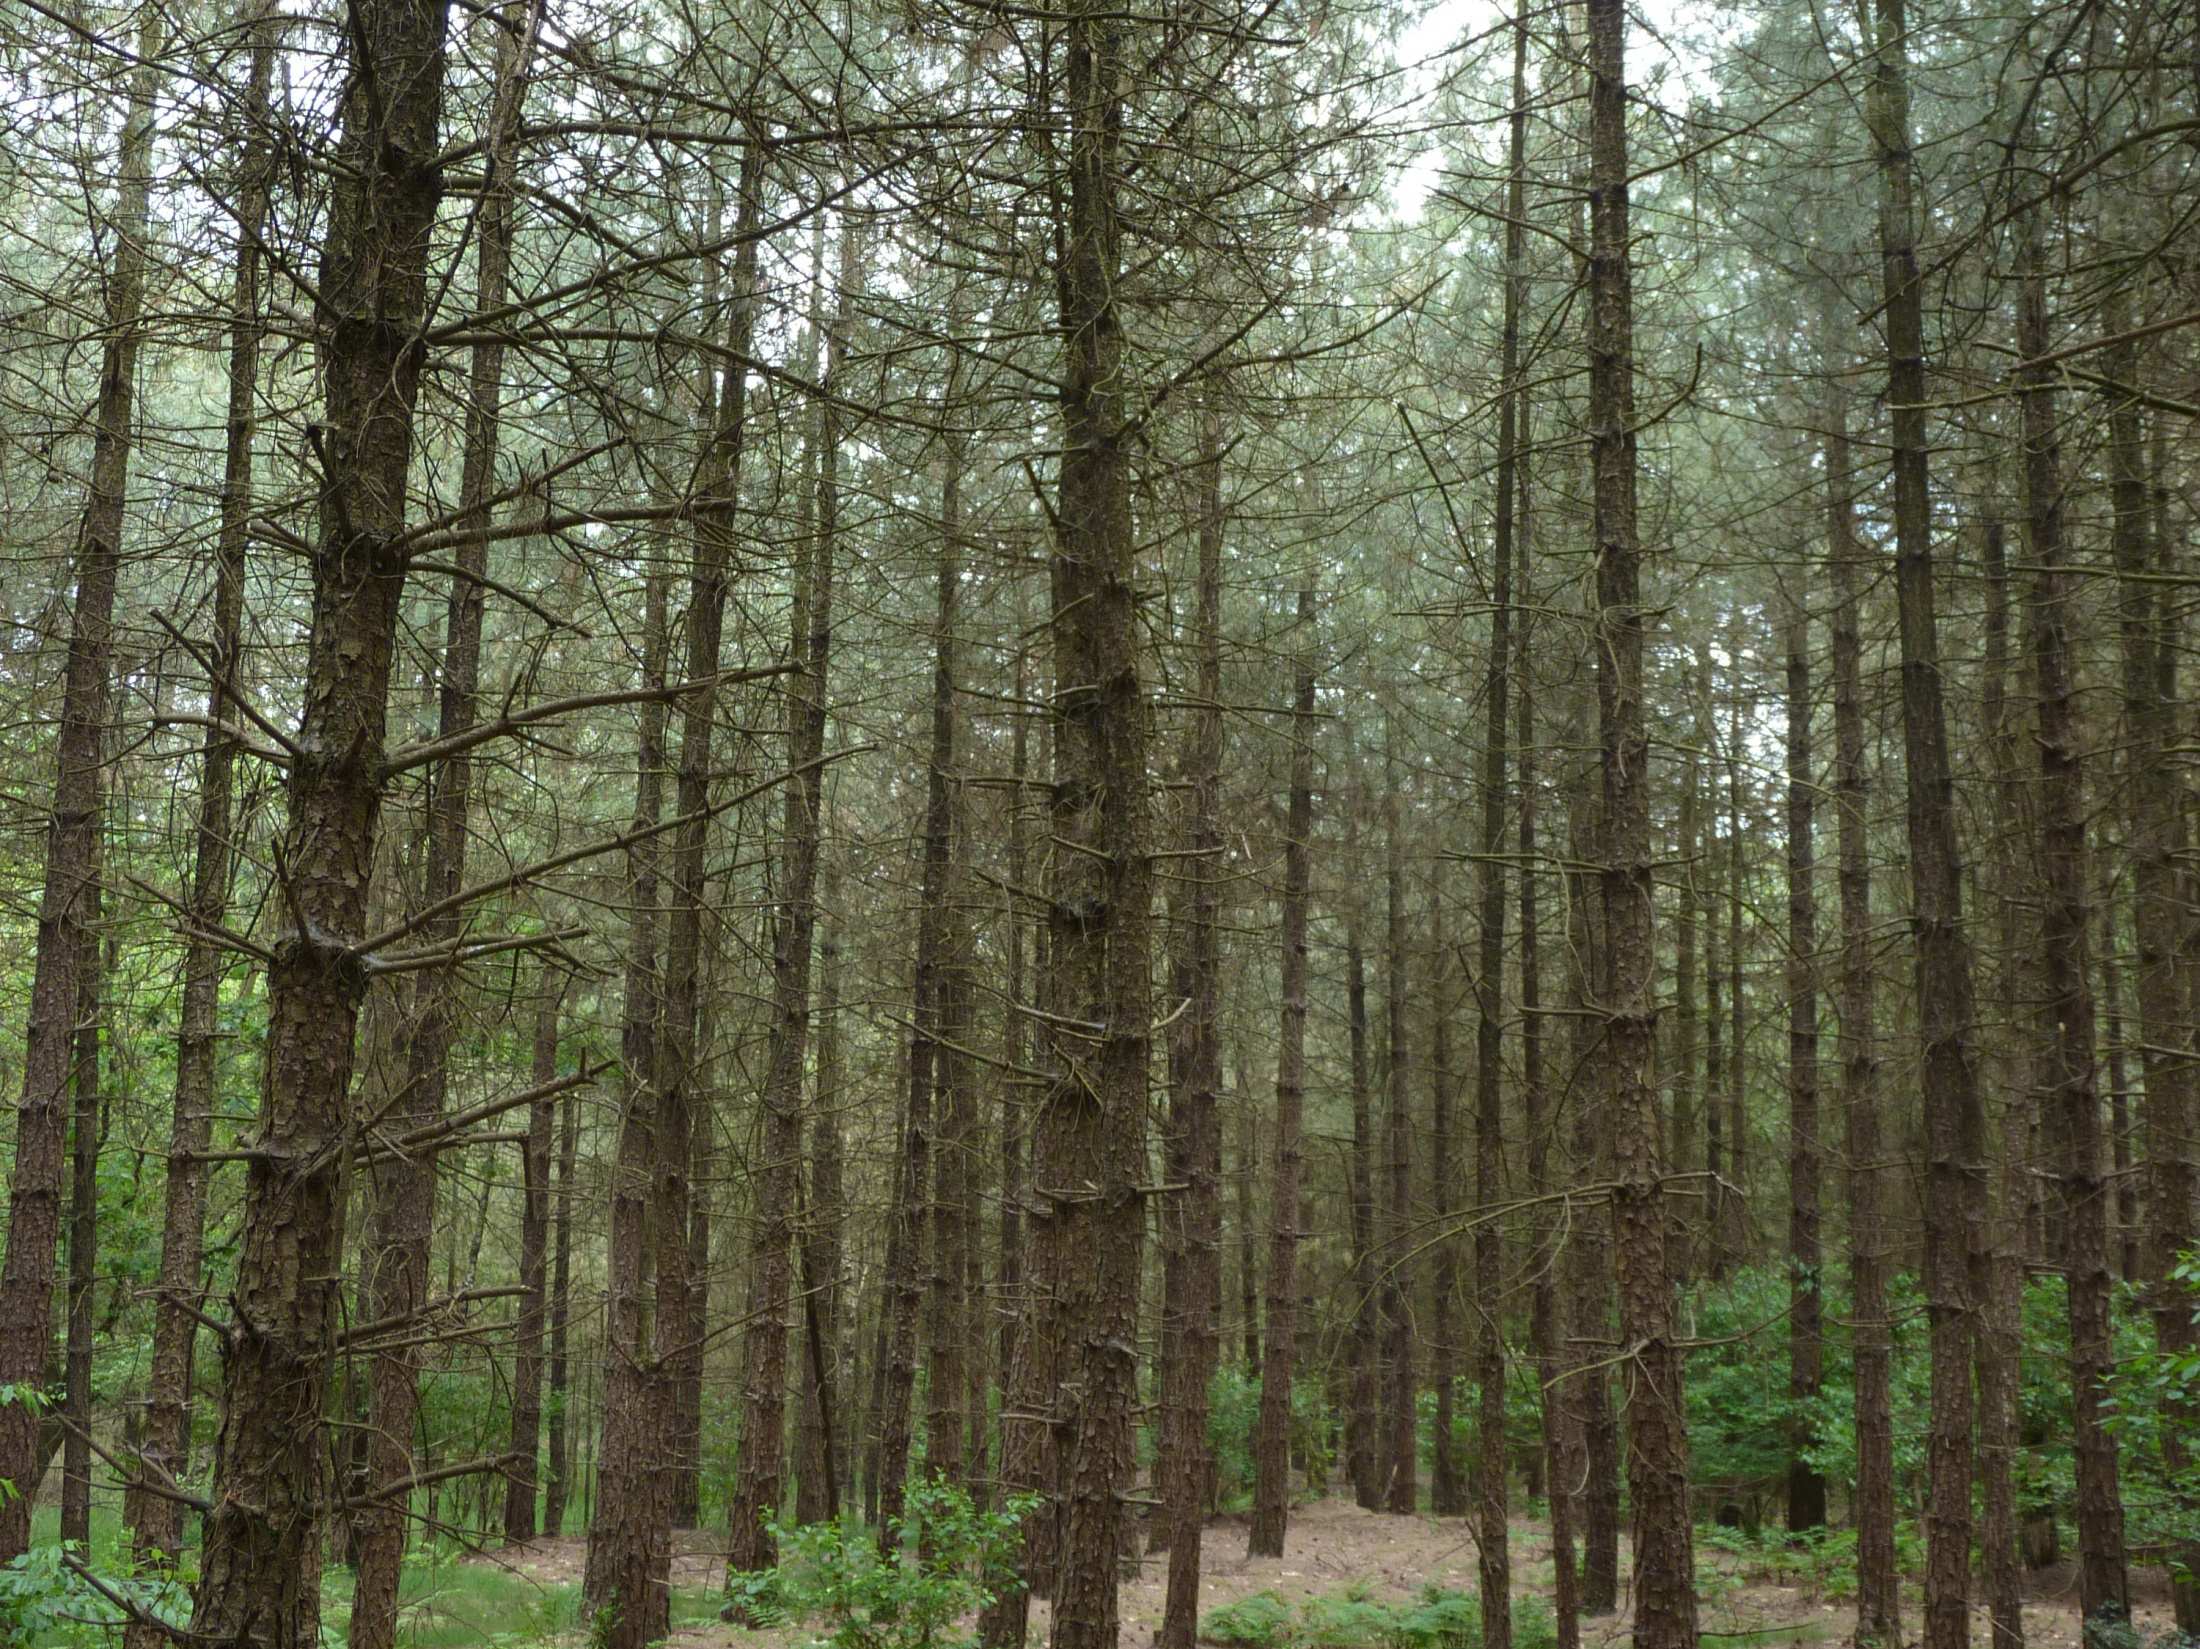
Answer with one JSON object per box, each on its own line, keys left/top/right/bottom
{"left": 1346, "top": 891, "right": 1380, "bottom": 1511}
{"left": 1247, "top": 586, "right": 1315, "bottom": 1561}
{"left": 1978, "top": 502, "right": 2028, "bottom": 1649}
{"left": 1473, "top": 22, "right": 1524, "bottom": 1612}
{"left": 2019, "top": 219, "right": 2126, "bottom": 1614}
{"left": 2105, "top": 297, "right": 2198, "bottom": 1630}
{"left": 1722, "top": 671, "right": 1747, "bottom": 1273}
{"left": 1586, "top": 0, "right": 1696, "bottom": 1631}
{"left": 724, "top": 187, "right": 839, "bottom": 1578}
{"left": 544, "top": 1080, "right": 580, "bottom": 1537}
{"left": 1515, "top": 451, "right": 1578, "bottom": 1649}
{"left": 797, "top": 861, "right": 847, "bottom": 1526}
{"left": 582, "top": 556, "right": 675, "bottom": 1648}
{"left": 1429, "top": 891, "right": 1461, "bottom": 1519}
{"left": 62, "top": 849, "right": 106, "bottom": 1549}
{"left": 1824, "top": 358, "right": 1898, "bottom": 1647}
{"left": 661, "top": 145, "right": 764, "bottom": 1545}
{"left": 351, "top": 17, "right": 532, "bottom": 1637}
{"left": 1565, "top": 789, "right": 1620, "bottom": 1618}
{"left": 1236, "top": 1075, "right": 1260, "bottom": 1376}
{"left": 0, "top": 3, "right": 157, "bottom": 1562}
{"left": 504, "top": 978, "right": 563, "bottom": 1541}
{"left": 1159, "top": 411, "right": 1226, "bottom": 1649}
{"left": 1783, "top": 605, "right": 1825, "bottom": 1534}
{"left": 1037, "top": 4, "right": 1155, "bottom": 1634}
{"left": 1382, "top": 727, "right": 1416, "bottom": 1516}
{"left": 1863, "top": 0, "right": 1988, "bottom": 1633}
{"left": 124, "top": 9, "right": 270, "bottom": 1612}
{"left": 189, "top": 0, "right": 450, "bottom": 1626}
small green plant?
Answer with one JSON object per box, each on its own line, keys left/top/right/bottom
{"left": 732, "top": 1477, "right": 1034, "bottom": 1649}
{"left": 1200, "top": 1591, "right": 1296, "bottom": 1648}
{"left": 1387, "top": 1587, "right": 1479, "bottom": 1649}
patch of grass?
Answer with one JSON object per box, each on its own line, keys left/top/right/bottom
{"left": 1201, "top": 1586, "right": 1555, "bottom": 1649}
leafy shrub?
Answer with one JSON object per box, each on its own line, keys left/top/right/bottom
{"left": 1202, "top": 1591, "right": 1296, "bottom": 1648}
{"left": 732, "top": 1476, "right": 1035, "bottom": 1649}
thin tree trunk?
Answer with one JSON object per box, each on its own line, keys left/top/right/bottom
{"left": 504, "top": 977, "right": 563, "bottom": 1541}
{"left": 2019, "top": 218, "right": 2126, "bottom": 1614}
{"left": 1586, "top": 0, "right": 1697, "bottom": 1630}
{"left": 1247, "top": 586, "right": 1315, "bottom": 1561}
{"left": 1824, "top": 357, "right": 1898, "bottom": 1647}
{"left": 725, "top": 185, "right": 839, "bottom": 1578}
{"left": 0, "top": 4, "right": 157, "bottom": 1562}
{"left": 1429, "top": 890, "right": 1461, "bottom": 1519}
{"left": 1863, "top": 0, "right": 1988, "bottom": 1633}
{"left": 1159, "top": 411, "right": 1226, "bottom": 1649}
{"left": 1236, "top": 1075, "right": 1260, "bottom": 1377}
{"left": 1783, "top": 605, "right": 1825, "bottom": 1534}
{"left": 1346, "top": 889, "right": 1380, "bottom": 1510}
{"left": 123, "top": 8, "right": 270, "bottom": 1611}
{"left": 62, "top": 850, "right": 105, "bottom": 1549}
{"left": 661, "top": 145, "right": 764, "bottom": 1548}
{"left": 1382, "top": 725, "right": 1416, "bottom": 1516}
{"left": 797, "top": 860, "right": 847, "bottom": 1526}
{"left": 544, "top": 1081, "right": 580, "bottom": 1538}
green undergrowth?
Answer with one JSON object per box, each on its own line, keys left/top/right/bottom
{"left": 1199, "top": 1585, "right": 1555, "bottom": 1649}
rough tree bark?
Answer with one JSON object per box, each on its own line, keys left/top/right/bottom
{"left": 122, "top": 8, "right": 273, "bottom": 1610}
{"left": 1783, "top": 605, "right": 1825, "bottom": 1534}
{"left": 0, "top": 3, "right": 158, "bottom": 1562}
{"left": 1862, "top": 0, "right": 1989, "bottom": 1633}
{"left": 544, "top": 1081, "right": 580, "bottom": 1537}
{"left": 504, "top": 978, "right": 563, "bottom": 1540}
{"left": 62, "top": 844, "right": 105, "bottom": 1549}
{"left": 1248, "top": 586, "right": 1316, "bottom": 1560}
{"left": 187, "top": 0, "right": 451, "bottom": 1627}
{"left": 1382, "top": 727, "right": 1416, "bottom": 1516}
{"left": 1158, "top": 411, "right": 1226, "bottom": 1649}
{"left": 2018, "top": 218, "right": 2126, "bottom": 1614}
{"left": 1585, "top": 0, "right": 1697, "bottom": 1631}
{"left": 1823, "top": 356, "right": 1898, "bottom": 1646}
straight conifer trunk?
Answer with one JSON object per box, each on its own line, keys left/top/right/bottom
{"left": 1862, "top": 0, "right": 1988, "bottom": 1635}
{"left": 0, "top": 6, "right": 158, "bottom": 1562}
{"left": 1381, "top": 732, "right": 1416, "bottom": 1516}
{"left": 1783, "top": 607, "right": 1825, "bottom": 1534}
{"left": 1585, "top": 0, "right": 1697, "bottom": 1632}
{"left": 189, "top": 0, "right": 450, "bottom": 1627}
{"left": 544, "top": 1083, "right": 580, "bottom": 1537}
{"left": 504, "top": 981, "right": 563, "bottom": 1540}
{"left": 2018, "top": 222, "right": 2126, "bottom": 1614}
{"left": 124, "top": 11, "right": 273, "bottom": 1613}
{"left": 1247, "top": 587, "right": 1316, "bottom": 1560}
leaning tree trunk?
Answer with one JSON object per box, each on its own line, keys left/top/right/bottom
{"left": 122, "top": 6, "right": 272, "bottom": 1623}
{"left": 0, "top": 4, "right": 157, "bottom": 1563}
{"left": 1783, "top": 604, "right": 1825, "bottom": 1534}
{"left": 188, "top": 0, "right": 450, "bottom": 1629}
{"left": 1037, "top": 3, "right": 1155, "bottom": 1635}
{"left": 1824, "top": 352, "right": 1899, "bottom": 1647}
{"left": 1585, "top": 0, "right": 1697, "bottom": 1634}
{"left": 2019, "top": 218, "right": 2126, "bottom": 1615}
{"left": 1247, "top": 586, "right": 1316, "bottom": 1561}
{"left": 1863, "top": 0, "right": 1988, "bottom": 1635}
{"left": 1158, "top": 411, "right": 1227, "bottom": 1649}
{"left": 350, "top": 19, "right": 533, "bottom": 1642}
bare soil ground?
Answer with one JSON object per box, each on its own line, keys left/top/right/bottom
{"left": 475, "top": 1498, "right": 2185, "bottom": 1649}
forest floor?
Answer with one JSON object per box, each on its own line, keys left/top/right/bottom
{"left": 472, "top": 1498, "right": 2186, "bottom": 1649}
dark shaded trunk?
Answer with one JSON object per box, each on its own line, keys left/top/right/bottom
{"left": 188, "top": 0, "right": 450, "bottom": 1627}
{"left": 0, "top": 6, "right": 157, "bottom": 1562}
{"left": 797, "top": 864, "right": 847, "bottom": 1526}
{"left": 2019, "top": 222, "right": 2125, "bottom": 1614}
{"left": 351, "top": 20, "right": 529, "bottom": 1636}
{"left": 1824, "top": 363, "right": 1898, "bottom": 1646}
{"left": 1159, "top": 412, "right": 1226, "bottom": 1649}
{"left": 1586, "top": 0, "right": 1697, "bottom": 1630}
{"left": 62, "top": 860, "right": 105, "bottom": 1549}
{"left": 504, "top": 980, "right": 563, "bottom": 1541}
{"left": 1863, "top": 0, "right": 1988, "bottom": 1634}
{"left": 1346, "top": 898, "right": 1380, "bottom": 1511}
{"left": 1783, "top": 608, "right": 1825, "bottom": 1534}
{"left": 1428, "top": 891, "right": 1462, "bottom": 1520}
{"left": 1033, "top": 10, "right": 1155, "bottom": 1636}
{"left": 1236, "top": 1076, "right": 1260, "bottom": 1376}
{"left": 544, "top": 1080, "right": 580, "bottom": 1537}
{"left": 1382, "top": 729, "right": 1416, "bottom": 1516}
{"left": 1247, "top": 586, "right": 1316, "bottom": 1561}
